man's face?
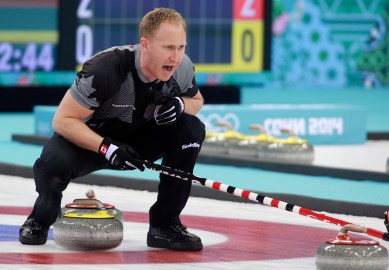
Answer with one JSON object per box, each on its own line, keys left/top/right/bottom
{"left": 140, "top": 22, "right": 187, "bottom": 82}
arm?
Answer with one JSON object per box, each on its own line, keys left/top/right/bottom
{"left": 52, "top": 90, "right": 103, "bottom": 153}
{"left": 182, "top": 90, "right": 204, "bottom": 115}
{"left": 53, "top": 90, "right": 144, "bottom": 171}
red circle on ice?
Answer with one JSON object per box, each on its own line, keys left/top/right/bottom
{"left": 0, "top": 206, "right": 365, "bottom": 264}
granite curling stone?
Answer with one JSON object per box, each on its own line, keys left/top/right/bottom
{"left": 53, "top": 190, "right": 123, "bottom": 250}
{"left": 315, "top": 224, "right": 389, "bottom": 270}
{"left": 201, "top": 121, "right": 243, "bottom": 155}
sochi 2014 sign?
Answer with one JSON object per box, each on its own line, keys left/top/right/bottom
{"left": 197, "top": 104, "right": 366, "bottom": 144}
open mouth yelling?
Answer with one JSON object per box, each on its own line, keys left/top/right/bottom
{"left": 162, "top": 65, "right": 174, "bottom": 75}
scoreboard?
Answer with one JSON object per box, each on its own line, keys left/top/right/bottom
{"left": 58, "top": 0, "right": 270, "bottom": 73}
{"left": 0, "top": 0, "right": 57, "bottom": 72}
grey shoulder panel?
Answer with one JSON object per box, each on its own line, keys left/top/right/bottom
{"left": 69, "top": 75, "right": 99, "bottom": 109}
{"left": 173, "top": 54, "right": 196, "bottom": 94}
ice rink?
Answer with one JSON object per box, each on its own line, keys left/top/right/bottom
{"left": 1, "top": 174, "right": 389, "bottom": 270}
{"left": 0, "top": 113, "right": 388, "bottom": 269}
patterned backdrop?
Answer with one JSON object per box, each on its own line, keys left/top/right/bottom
{"left": 272, "top": 0, "right": 389, "bottom": 88}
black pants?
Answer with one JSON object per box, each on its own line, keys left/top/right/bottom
{"left": 28, "top": 114, "right": 205, "bottom": 228}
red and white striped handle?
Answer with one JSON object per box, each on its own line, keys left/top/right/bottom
{"left": 142, "top": 160, "right": 389, "bottom": 242}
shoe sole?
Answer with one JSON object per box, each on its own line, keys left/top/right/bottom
{"left": 19, "top": 235, "right": 47, "bottom": 245}
{"left": 147, "top": 234, "right": 203, "bottom": 251}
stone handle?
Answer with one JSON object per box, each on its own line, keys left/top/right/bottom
{"left": 338, "top": 224, "right": 367, "bottom": 235}
{"left": 72, "top": 198, "right": 104, "bottom": 208}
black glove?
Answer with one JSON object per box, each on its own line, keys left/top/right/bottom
{"left": 99, "top": 138, "right": 144, "bottom": 171}
{"left": 154, "top": 96, "right": 185, "bottom": 125}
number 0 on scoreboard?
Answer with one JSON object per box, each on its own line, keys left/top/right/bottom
{"left": 195, "top": 0, "right": 264, "bottom": 73}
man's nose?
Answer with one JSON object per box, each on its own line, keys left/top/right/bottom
{"left": 170, "top": 49, "right": 180, "bottom": 62}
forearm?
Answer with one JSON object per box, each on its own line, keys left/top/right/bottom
{"left": 182, "top": 92, "right": 204, "bottom": 115}
{"left": 53, "top": 118, "right": 103, "bottom": 153}
{"left": 52, "top": 90, "right": 104, "bottom": 153}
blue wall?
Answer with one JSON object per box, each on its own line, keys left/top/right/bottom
{"left": 241, "top": 87, "right": 389, "bottom": 132}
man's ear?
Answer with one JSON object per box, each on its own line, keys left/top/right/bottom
{"left": 140, "top": 37, "right": 149, "bottom": 50}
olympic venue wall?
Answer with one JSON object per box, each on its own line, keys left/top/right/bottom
{"left": 30, "top": 85, "right": 389, "bottom": 145}
{"left": 240, "top": 87, "right": 389, "bottom": 134}
{"left": 2, "top": 84, "right": 388, "bottom": 145}
{"left": 34, "top": 102, "right": 366, "bottom": 145}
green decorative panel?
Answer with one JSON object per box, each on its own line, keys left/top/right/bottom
{"left": 272, "top": 0, "right": 388, "bottom": 88}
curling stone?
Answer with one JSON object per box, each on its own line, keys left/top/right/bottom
{"left": 315, "top": 224, "right": 388, "bottom": 270}
{"left": 227, "top": 137, "right": 266, "bottom": 158}
{"left": 258, "top": 140, "right": 314, "bottom": 163}
{"left": 201, "top": 121, "right": 244, "bottom": 155}
{"left": 227, "top": 124, "right": 270, "bottom": 158}
{"left": 53, "top": 189, "right": 123, "bottom": 250}
{"left": 257, "top": 128, "right": 314, "bottom": 164}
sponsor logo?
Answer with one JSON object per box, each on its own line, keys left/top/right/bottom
{"left": 112, "top": 104, "right": 136, "bottom": 110}
{"left": 182, "top": 142, "right": 200, "bottom": 149}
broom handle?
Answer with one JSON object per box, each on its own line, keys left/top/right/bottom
{"left": 141, "top": 160, "right": 389, "bottom": 241}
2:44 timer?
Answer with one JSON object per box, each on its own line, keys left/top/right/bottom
{"left": 0, "top": 42, "right": 55, "bottom": 72}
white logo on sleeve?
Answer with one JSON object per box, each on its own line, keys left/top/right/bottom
{"left": 112, "top": 104, "right": 136, "bottom": 110}
{"left": 182, "top": 142, "right": 200, "bottom": 150}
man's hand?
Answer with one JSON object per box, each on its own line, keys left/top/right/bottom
{"left": 99, "top": 138, "right": 144, "bottom": 171}
{"left": 154, "top": 96, "right": 185, "bottom": 125}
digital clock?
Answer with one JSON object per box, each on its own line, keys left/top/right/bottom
{"left": 0, "top": 42, "right": 55, "bottom": 72}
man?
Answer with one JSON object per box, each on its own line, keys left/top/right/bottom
{"left": 19, "top": 8, "right": 205, "bottom": 251}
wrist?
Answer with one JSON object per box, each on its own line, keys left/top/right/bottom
{"left": 99, "top": 138, "right": 118, "bottom": 160}
{"left": 175, "top": 96, "right": 185, "bottom": 113}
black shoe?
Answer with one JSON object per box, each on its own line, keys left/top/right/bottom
{"left": 19, "top": 218, "right": 49, "bottom": 245}
{"left": 147, "top": 224, "right": 203, "bottom": 251}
